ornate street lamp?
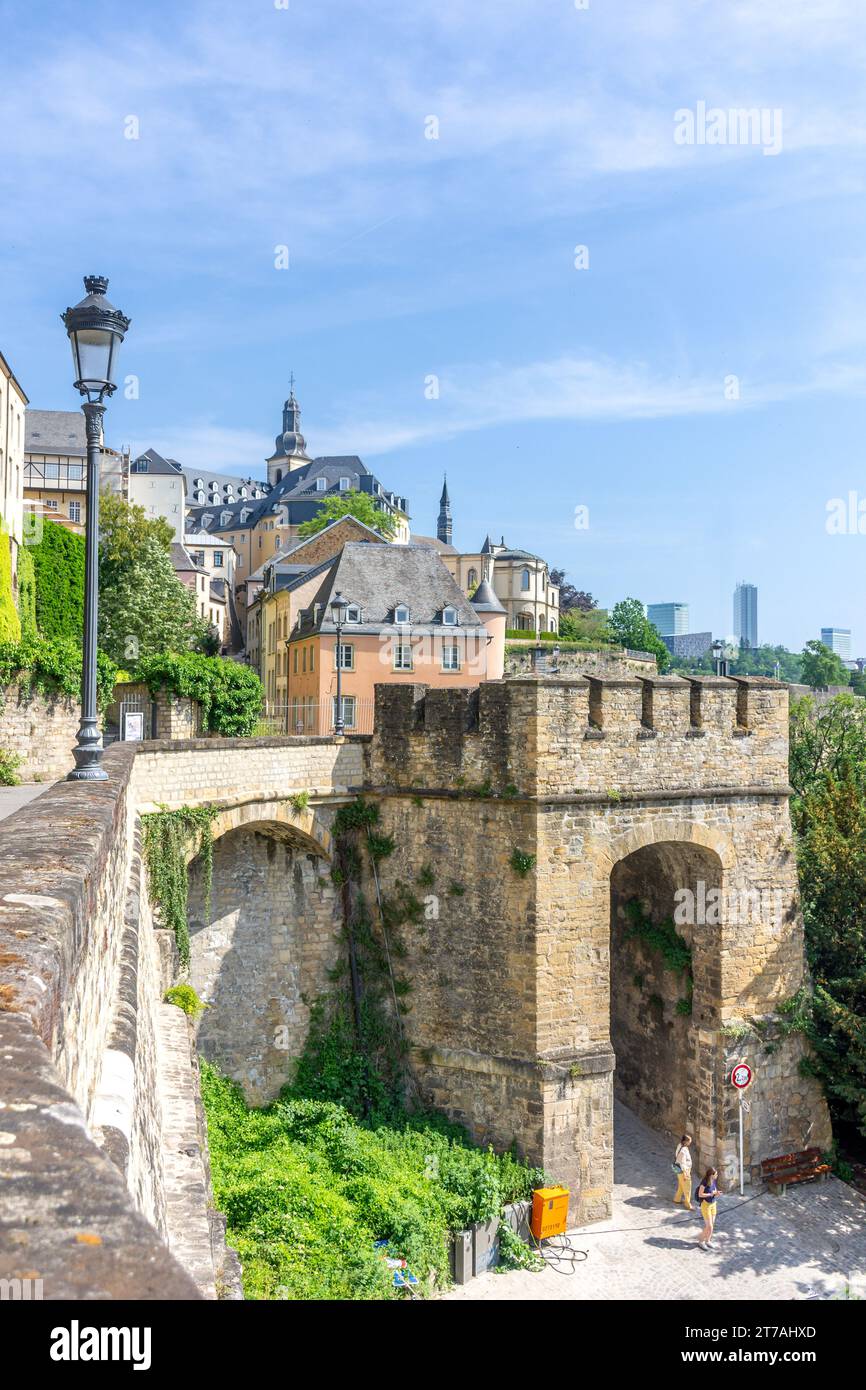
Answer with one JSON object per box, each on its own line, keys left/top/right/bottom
{"left": 330, "top": 590, "right": 349, "bottom": 736}
{"left": 62, "top": 276, "right": 130, "bottom": 780}
{"left": 711, "top": 638, "right": 727, "bottom": 678}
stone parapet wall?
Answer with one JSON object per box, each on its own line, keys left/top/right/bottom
{"left": 504, "top": 646, "right": 657, "bottom": 678}
{"left": 132, "top": 734, "right": 366, "bottom": 810}
{"left": 368, "top": 676, "right": 790, "bottom": 799}
{"left": 0, "top": 744, "right": 199, "bottom": 1299}
{"left": 0, "top": 681, "right": 78, "bottom": 781}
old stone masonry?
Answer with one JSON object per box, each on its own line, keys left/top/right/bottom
{"left": 0, "top": 669, "right": 831, "bottom": 1296}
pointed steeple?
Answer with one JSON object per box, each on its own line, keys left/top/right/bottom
{"left": 437, "top": 474, "right": 452, "bottom": 546}
{"left": 267, "top": 373, "right": 309, "bottom": 485}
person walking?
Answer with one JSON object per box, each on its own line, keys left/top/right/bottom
{"left": 672, "top": 1133, "right": 693, "bottom": 1210}
{"left": 696, "top": 1168, "right": 721, "bottom": 1249}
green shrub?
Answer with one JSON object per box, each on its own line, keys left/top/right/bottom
{"left": 201, "top": 1063, "right": 545, "bottom": 1301}
{"left": 0, "top": 749, "right": 22, "bottom": 786}
{"left": 136, "top": 651, "right": 263, "bottom": 736}
{"left": 164, "top": 984, "right": 209, "bottom": 1016}
{"left": 30, "top": 518, "right": 84, "bottom": 641}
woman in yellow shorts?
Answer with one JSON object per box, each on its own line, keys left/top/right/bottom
{"left": 696, "top": 1168, "right": 720, "bottom": 1249}
{"left": 672, "top": 1133, "right": 693, "bottom": 1210}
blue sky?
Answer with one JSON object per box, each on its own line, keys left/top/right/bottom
{"left": 2, "top": 0, "right": 865, "bottom": 650}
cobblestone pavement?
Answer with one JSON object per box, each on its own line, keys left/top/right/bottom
{"left": 444, "top": 1102, "right": 866, "bottom": 1301}
{"left": 0, "top": 783, "right": 52, "bottom": 822}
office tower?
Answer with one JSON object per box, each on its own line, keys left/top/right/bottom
{"left": 647, "top": 602, "right": 689, "bottom": 637}
{"left": 820, "top": 627, "right": 852, "bottom": 660}
{"left": 733, "top": 583, "right": 758, "bottom": 648}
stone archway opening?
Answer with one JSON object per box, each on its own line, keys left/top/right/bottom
{"left": 186, "top": 820, "right": 341, "bottom": 1105}
{"left": 609, "top": 841, "right": 723, "bottom": 1153}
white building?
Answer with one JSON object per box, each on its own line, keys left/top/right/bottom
{"left": 128, "top": 448, "right": 186, "bottom": 542}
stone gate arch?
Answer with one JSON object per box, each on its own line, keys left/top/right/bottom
{"left": 185, "top": 806, "right": 342, "bottom": 1104}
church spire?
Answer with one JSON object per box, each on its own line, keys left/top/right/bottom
{"left": 437, "top": 474, "right": 452, "bottom": 546}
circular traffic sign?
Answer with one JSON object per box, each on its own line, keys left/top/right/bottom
{"left": 731, "top": 1062, "right": 753, "bottom": 1089}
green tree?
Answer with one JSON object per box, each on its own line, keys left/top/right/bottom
{"left": 607, "top": 598, "right": 670, "bottom": 671}
{"left": 30, "top": 518, "right": 85, "bottom": 640}
{"left": 296, "top": 490, "right": 397, "bottom": 540}
{"left": 99, "top": 534, "right": 205, "bottom": 667}
{"left": 99, "top": 490, "right": 174, "bottom": 569}
{"left": 790, "top": 694, "right": 866, "bottom": 1136}
{"left": 800, "top": 639, "right": 849, "bottom": 690}
{"left": 549, "top": 569, "right": 596, "bottom": 613}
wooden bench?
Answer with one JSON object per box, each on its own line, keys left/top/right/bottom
{"left": 760, "top": 1148, "right": 831, "bottom": 1195}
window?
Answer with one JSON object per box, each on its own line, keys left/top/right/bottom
{"left": 195, "top": 489, "right": 204, "bottom": 503}
{"left": 333, "top": 695, "right": 356, "bottom": 729}
{"left": 68, "top": 463, "right": 83, "bottom": 481}
{"left": 194, "top": 478, "right": 203, "bottom": 488}
{"left": 309, "top": 645, "right": 315, "bottom": 673}
{"left": 521, "top": 568, "right": 530, "bottom": 591}
{"left": 395, "top": 605, "right": 410, "bottom": 624}
{"left": 131, "top": 458, "right": 149, "bottom": 473}
{"left": 467, "top": 568, "right": 477, "bottom": 588}
{"left": 302, "top": 647, "right": 307, "bottom": 673}
{"left": 293, "top": 648, "right": 298, "bottom": 674}
{"left": 393, "top": 643, "right": 413, "bottom": 671}
{"left": 442, "top": 645, "right": 460, "bottom": 671}
{"left": 334, "top": 643, "right": 354, "bottom": 669}
{"left": 346, "top": 605, "right": 361, "bottom": 622}
{"left": 69, "top": 500, "right": 81, "bottom": 523}
{"left": 193, "top": 550, "right": 205, "bottom": 567}
{"left": 339, "top": 476, "right": 350, "bottom": 491}
{"left": 315, "top": 476, "right": 327, "bottom": 492}
{"left": 45, "top": 498, "right": 58, "bottom": 511}
{"left": 214, "top": 550, "right": 223, "bottom": 567}
{"left": 220, "top": 511, "right": 231, "bottom": 526}
{"left": 442, "top": 606, "right": 458, "bottom": 625}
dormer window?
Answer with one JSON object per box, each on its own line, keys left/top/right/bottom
{"left": 315, "top": 476, "right": 327, "bottom": 492}
{"left": 131, "top": 457, "right": 149, "bottom": 473}
{"left": 339, "top": 477, "right": 351, "bottom": 491}
{"left": 239, "top": 486, "right": 247, "bottom": 498}
{"left": 395, "top": 605, "right": 410, "bottom": 625}
{"left": 201, "top": 514, "right": 213, "bottom": 529}
{"left": 442, "top": 606, "right": 458, "bottom": 625}
{"left": 220, "top": 510, "right": 232, "bottom": 526}
{"left": 346, "top": 605, "right": 361, "bottom": 623}
{"left": 240, "top": 507, "right": 252, "bottom": 523}
{"left": 194, "top": 477, "right": 203, "bottom": 488}
{"left": 195, "top": 489, "right": 204, "bottom": 503}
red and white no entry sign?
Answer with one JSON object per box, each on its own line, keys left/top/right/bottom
{"left": 731, "top": 1062, "right": 753, "bottom": 1089}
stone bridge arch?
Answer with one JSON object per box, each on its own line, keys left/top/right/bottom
{"left": 185, "top": 801, "right": 343, "bottom": 1104}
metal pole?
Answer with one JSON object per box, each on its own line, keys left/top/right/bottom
{"left": 68, "top": 401, "right": 107, "bottom": 781}
{"left": 334, "top": 615, "right": 344, "bottom": 736}
{"left": 739, "top": 1089, "right": 744, "bottom": 1196}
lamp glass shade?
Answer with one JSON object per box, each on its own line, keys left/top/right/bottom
{"left": 69, "top": 327, "right": 121, "bottom": 396}
{"left": 330, "top": 592, "right": 349, "bottom": 624}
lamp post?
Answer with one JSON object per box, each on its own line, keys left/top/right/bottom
{"left": 61, "top": 276, "right": 130, "bottom": 781}
{"left": 330, "top": 591, "right": 349, "bottom": 736}
{"left": 712, "top": 639, "right": 728, "bottom": 678}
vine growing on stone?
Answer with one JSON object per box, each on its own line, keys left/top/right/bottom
{"left": 624, "top": 898, "right": 693, "bottom": 1016}
{"left": 142, "top": 804, "right": 218, "bottom": 966}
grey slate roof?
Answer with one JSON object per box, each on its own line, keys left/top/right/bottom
{"left": 132, "top": 448, "right": 184, "bottom": 476}
{"left": 412, "top": 533, "right": 458, "bottom": 555}
{"left": 187, "top": 455, "right": 407, "bottom": 534}
{"left": 170, "top": 543, "right": 201, "bottom": 572}
{"left": 25, "top": 410, "right": 86, "bottom": 456}
{"left": 470, "top": 578, "right": 506, "bottom": 614}
{"left": 297, "top": 543, "right": 482, "bottom": 636}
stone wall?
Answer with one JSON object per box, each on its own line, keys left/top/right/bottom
{"left": 188, "top": 823, "right": 342, "bottom": 1103}
{"left": 0, "top": 745, "right": 200, "bottom": 1299}
{"left": 367, "top": 677, "right": 831, "bottom": 1223}
{"left": 0, "top": 681, "right": 78, "bottom": 781}
{"left": 504, "top": 647, "right": 657, "bottom": 678}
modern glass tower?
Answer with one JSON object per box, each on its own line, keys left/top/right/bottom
{"left": 733, "top": 583, "right": 758, "bottom": 648}
{"left": 647, "top": 602, "right": 689, "bottom": 637}
{"left": 820, "top": 627, "right": 852, "bottom": 660}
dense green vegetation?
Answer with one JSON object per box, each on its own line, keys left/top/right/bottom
{"left": 30, "top": 518, "right": 85, "bottom": 641}
{"left": 0, "top": 522, "right": 21, "bottom": 642}
{"left": 789, "top": 695, "right": 866, "bottom": 1138}
{"left": 203, "top": 1067, "right": 544, "bottom": 1300}
{"left": 136, "top": 651, "right": 263, "bottom": 736}
{"left": 0, "top": 635, "right": 117, "bottom": 711}
{"left": 142, "top": 804, "right": 218, "bottom": 965}
{"left": 605, "top": 597, "right": 670, "bottom": 670}
{"left": 16, "top": 545, "right": 37, "bottom": 641}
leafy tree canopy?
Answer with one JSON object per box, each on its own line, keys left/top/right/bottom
{"left": 99, "top": 534, "right": 206, "bottom": 667}
{"left": 800, "top": 639, "right": 850, "bottom": 690}
{"left": 99, "top": 491, "right": 174, "bottom": 573}
{"left": 549, "top": 568, "right": 596, "bottom": 613}
{"left": 297, "top": 490, "right": 397, "bottom": 540}
{"left": 607, "top": 597, "right": 670, "bottom": 671}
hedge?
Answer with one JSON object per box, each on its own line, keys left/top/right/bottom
{"left": 16, "top": 545, "right": 37, "bottom": 640}
{"left": 30, "top": 518, "right": 84, "bottom": 641}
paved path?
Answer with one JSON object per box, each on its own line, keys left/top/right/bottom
{"left": 0, "top": 782, "right": 52, "bottom": 823}
{"left": 445, "top": 1103, "right": 866, "bottom": 1301}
